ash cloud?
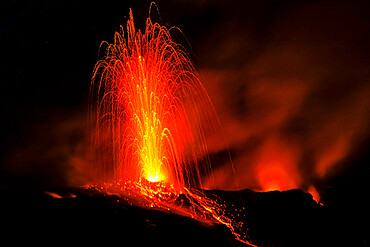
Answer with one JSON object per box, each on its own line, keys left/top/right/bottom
{"left": 197, "top": 2, "right": 370, "bottom": 190}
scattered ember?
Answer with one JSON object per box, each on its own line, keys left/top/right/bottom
{"left": 89, "top": 8, "right": 254, "bottom": 245}
{"left": 86, "top": 180, "right": 255, "bottom": 246}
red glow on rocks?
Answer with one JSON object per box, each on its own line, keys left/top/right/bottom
{"left": 308, "top": 186, "right": 321, "bottom": 204}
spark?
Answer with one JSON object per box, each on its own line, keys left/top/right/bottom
{"left": 89, "top": 8, "right": 255, "bottom": 246}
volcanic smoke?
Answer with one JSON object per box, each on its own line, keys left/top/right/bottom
{"left": 89, "top": 9, "right": 254, "bottom": 246}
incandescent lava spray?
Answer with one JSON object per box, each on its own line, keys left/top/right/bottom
{"left": 89, "top": 8, "right": 255, "bottom": 246}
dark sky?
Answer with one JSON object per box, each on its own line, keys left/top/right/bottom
{"left": 1, "top": 0, "right": 370, "bottom": 211}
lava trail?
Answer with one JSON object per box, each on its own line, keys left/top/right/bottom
{"left": 89, "top": 9, "right": 255, "bottom": 246}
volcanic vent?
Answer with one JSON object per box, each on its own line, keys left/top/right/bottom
{"left": 88, "top": 8, "right": 254, "bottom": 246}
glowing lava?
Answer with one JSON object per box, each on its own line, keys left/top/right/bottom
{"left": 91, "top": 9, "right": 221, "bottom": 189}
{"left": 89, "top": 9, "right": 255, "bottom": 246}
{"left": 308, "top": 186, "right": 321, "bottom": 204}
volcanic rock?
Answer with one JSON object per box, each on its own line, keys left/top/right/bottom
{"left": 0, "top": 187, "right": 356, "bottom": 246}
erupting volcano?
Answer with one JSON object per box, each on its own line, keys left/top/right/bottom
{"left": 89, "top": 9, "right": 253, "bottom": 246}
{"left": 91, "top": 10, "right": 221, "bottom": 188}
{"left": 2, "top": 2, "right": 369, "bottom": 246}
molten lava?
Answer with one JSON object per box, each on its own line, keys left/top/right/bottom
{"left": 91, "top": 9, "right": 221, "bottom": 189}
{"left": 89, "top": 9, "right": 255, "bottom": 246}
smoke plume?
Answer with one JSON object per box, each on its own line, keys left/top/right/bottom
{"left": 199, "top": 2, "right": 370, "bottom": 191}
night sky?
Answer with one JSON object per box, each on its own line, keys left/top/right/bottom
{"left": 1, "top": 0, "right": 370, "bottom": 225}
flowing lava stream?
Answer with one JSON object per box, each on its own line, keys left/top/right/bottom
{"left": 89, "top": 9, "right": 256, "bottom": 246}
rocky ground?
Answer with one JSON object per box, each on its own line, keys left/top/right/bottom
{"left": 0, "top": 187, "right": 367, "bottom": 246}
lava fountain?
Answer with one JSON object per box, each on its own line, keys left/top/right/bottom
{"left": 91, "top": 10, "right": 221, "bottom": 189}
{"left": 89, "top": 9, "right": 255, "bottom": 246}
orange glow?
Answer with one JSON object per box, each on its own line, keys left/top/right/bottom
{"left": 258, "top": 164, "right": 296, "bottom": 191}
{"left": 255, "top": 138, "right": 301, "bottom": 191}
{"left": 44, "top": 191, "right": 77, "bottom": 199}
{"left": 308, "top": 186, "right": 321, "bottom": 204}
{"left": 87, "top": 180, "right": 256, "bottom": 246}
{"left": 89, "top": 9, "right": 254, "bottom": 246}
{"left": 91, "top": 9, "right": 222, "bottom": 189}
{"left": 44, "top": 191, "right": 63, "bottom": 199}
{"left": 315, "top": 136, "right": 349, "bottom": 178}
